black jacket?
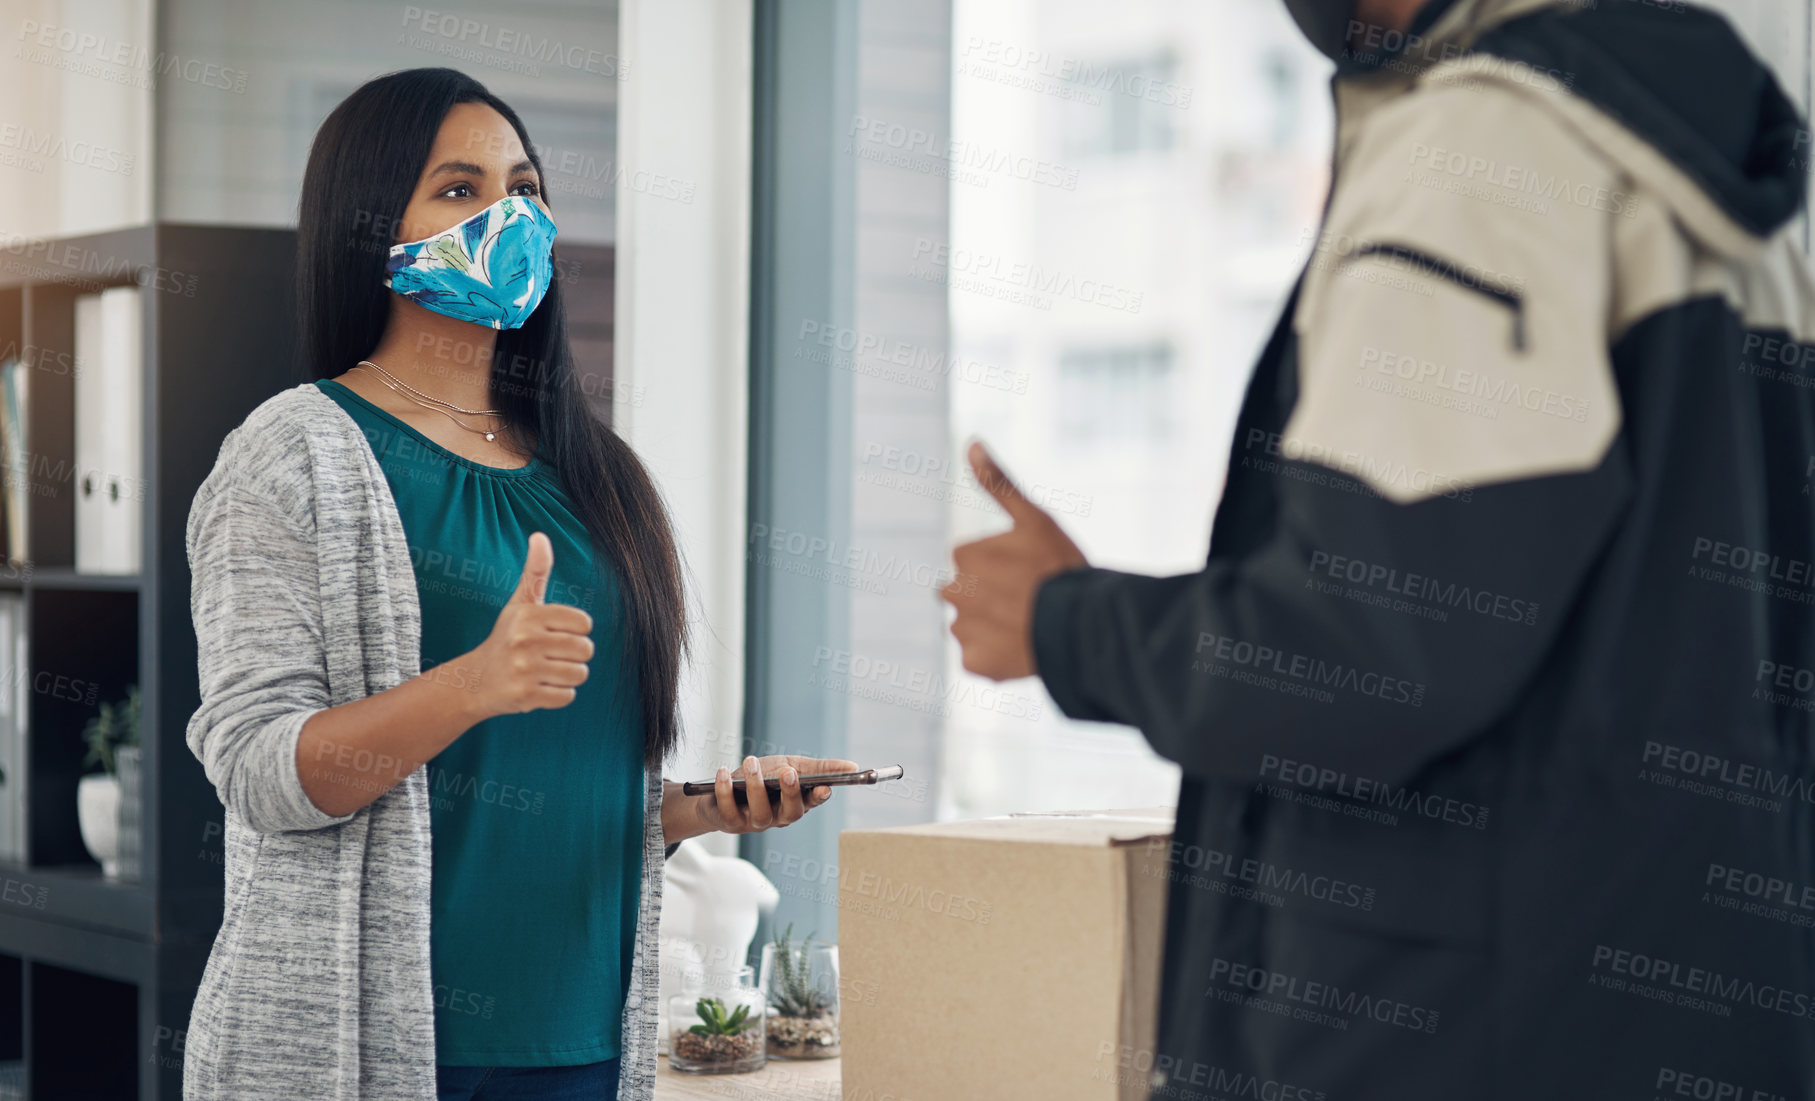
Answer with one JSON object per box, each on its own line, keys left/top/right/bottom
{"left": 1033, "top": 1, "right": 1815, "bottom": 1097}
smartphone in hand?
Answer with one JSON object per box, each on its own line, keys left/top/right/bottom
{"left": 680, "top": 765, "right": 906, "bottom": 806}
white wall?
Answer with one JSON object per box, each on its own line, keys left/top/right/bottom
{"left": 153, "top": 0, "right": 621, "bottom": 242}
{"left": 0, "top": 0, "right": 154, "bottom": 240}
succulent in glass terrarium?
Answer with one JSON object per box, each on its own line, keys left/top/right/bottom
{"left": 688, "top": 997, "right": 752, "bottom": 1038}
{"left": 669, "top": 993, "right": 765, "bottom": 1073}
{"left": 761, "top": 923, "right": 841, "bottom": 1059}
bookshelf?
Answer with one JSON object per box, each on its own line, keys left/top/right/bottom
{"left": 0, "top": 222, "right": 617, "bottom": 1098}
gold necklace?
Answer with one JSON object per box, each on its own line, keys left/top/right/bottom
{"left": 359, "top": 368, "right": 507, "bottom": 443}
{"left": 352, "top": 359, "right": 507, "bottom": 442}
{"left": 354, "top": 359, "right": 503, "bottom": 415}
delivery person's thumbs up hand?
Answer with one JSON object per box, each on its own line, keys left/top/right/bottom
{"left": 940, "top": 442, "right": 1088, "bottom": 681}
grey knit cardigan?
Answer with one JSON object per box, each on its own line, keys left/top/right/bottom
{"left": 182, "top": 382, "right": 667, "bottom": 1100}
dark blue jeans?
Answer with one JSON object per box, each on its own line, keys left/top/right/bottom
{"left": 436, "top": 1057, "right": 620, "bottom": 1101}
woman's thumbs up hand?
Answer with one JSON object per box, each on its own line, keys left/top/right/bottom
{"left": 465, "top": 531, "right": 596, "bottom": 719}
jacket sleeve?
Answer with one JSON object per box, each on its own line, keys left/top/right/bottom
{"left": 185, "top": 475, "right": 361, "bottom": 834}
{"left": 1032, "top": 76, "right": 1636, "bottom": 787}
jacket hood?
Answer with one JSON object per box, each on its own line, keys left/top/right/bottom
{"left": 1342, "top": 0, "right": 1810, "bottom": 255}
{"left": 1477, "top": 0, "right": 1806, "bottom": 240}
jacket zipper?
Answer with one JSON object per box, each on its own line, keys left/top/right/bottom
{"left": 1339, "top": 242, "right": 1528, "bottom": 352}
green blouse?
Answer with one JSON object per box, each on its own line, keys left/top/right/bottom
{"left": 314, "top": 377, "right": 644, "bottom": 1067}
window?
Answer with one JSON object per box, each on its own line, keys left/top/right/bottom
{"left": 1056, "top": 344, "right": 1175, "bottom": 446}
{"left": 938, "top": 0, "right": 1334, "bottom": 822}
{"left": 1263, "top": 51, "right": 1303, "bottom": 148}
{"left": 1060, "top": 54, "right": 1179, "bottom": 158}
{"left": 745, "top": 0, "right": 1337, "bottom": 938}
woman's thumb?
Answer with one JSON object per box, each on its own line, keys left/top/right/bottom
{"left": 510, "top": 532, "right": 553, "bottom": 605}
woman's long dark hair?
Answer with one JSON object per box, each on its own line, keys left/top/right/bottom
{"left": 296, "top": 67, "right": 686, "bottom": 767}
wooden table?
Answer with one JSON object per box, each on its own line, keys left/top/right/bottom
{"left": 654, "top": 1054, "right": 841, "bottom": 1100}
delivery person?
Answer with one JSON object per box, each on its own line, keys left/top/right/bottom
{"left": 942, "top": 0, "right": 1815, "bottom": 1097}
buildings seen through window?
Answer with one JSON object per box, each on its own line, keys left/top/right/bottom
{"left": 1061, "top": 54, "right": 1179, "bottom": 158}
{"left": 1057, "top": 344, "right": 1177, "bottom": 446}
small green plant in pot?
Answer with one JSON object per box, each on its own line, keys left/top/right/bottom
{"left": 669, "top": 993, "right": 765, "bottom": 1073}
{"left": 690, "top": 997, "right": 751, "bottom": 1037}
{"left": 82, "top": 684, "right": 141, "bottom": 777}
{"left": 77, "top": 686, "right": 142, "bottom": 878}
{"left": 760, "top": 923, "right": 841, "bottom": 1059}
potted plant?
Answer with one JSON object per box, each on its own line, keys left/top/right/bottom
{"left": 667, "top": 964, "right": 766, "bottom": 1073}
{"left": 78, "top": 686, "right": 140, "bottom": 878}
{"left": 760, "top": 923, "right": 841, "bottom": 1059}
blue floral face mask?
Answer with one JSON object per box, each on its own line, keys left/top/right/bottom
{"left": 384, "top": 194, "right": 558, "bottom": 330}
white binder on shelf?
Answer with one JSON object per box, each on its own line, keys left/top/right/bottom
{"left": 0, "top": 592, "right": 25, "bottom": 863}
{"left": 0, "top": 359, "right": 26, "bottom": 567}
{"left": 0, "top": 360, "right": 11, "bottom": 567}
{"left": 75, "top": 286, "right": 143, "bottom": 574}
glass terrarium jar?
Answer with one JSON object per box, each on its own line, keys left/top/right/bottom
{"left": 667, "top": 965, "right": 766, "bottom": 1074}
{"left": 759, "top": 927, "right": 840, "bottom": 1059}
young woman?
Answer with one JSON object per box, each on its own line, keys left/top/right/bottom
{"left": 182, "top": 67, "right": 851, "bottom": 1101}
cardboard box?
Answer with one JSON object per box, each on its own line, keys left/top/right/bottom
{"left": 839, "top": 809, "right": 1175, "bottom": 1101}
